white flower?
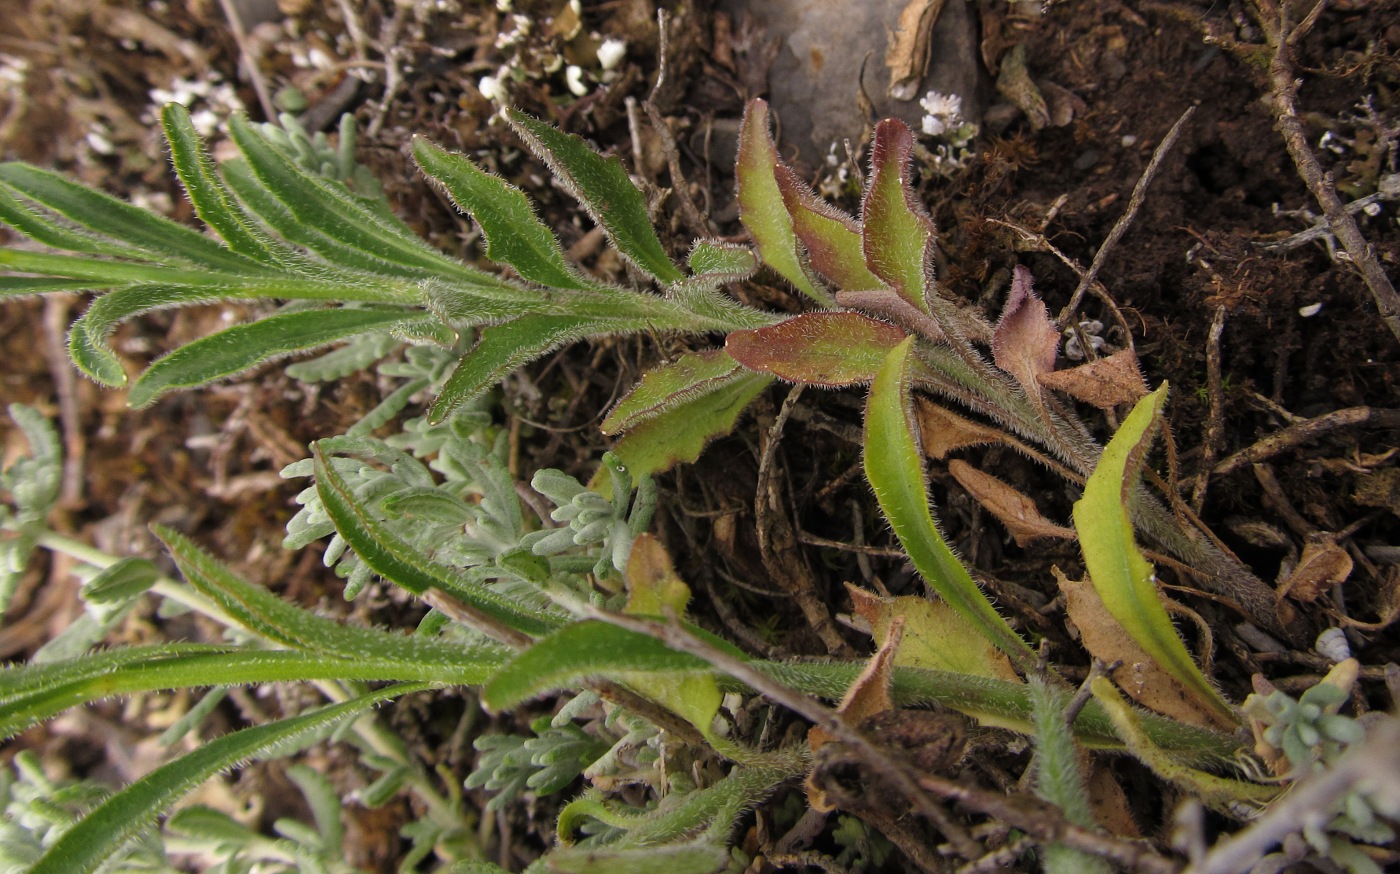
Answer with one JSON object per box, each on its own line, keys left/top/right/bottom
{"left": 597, "top": 38, "right": 627, "bottom": 72}
{"left": 565, "top": 65, "right": 589, "bottom": 97}
{"left": 479, "top": 72, "right": 508, "bottom": 103}
{"left": 919, "top": 91, "right": 962, "bottom": 119}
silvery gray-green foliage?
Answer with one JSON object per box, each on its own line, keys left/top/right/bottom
{"left": 467, "top": 717, "right": 612, "bottom": 814}
{"left": 525, "top": 452, "right": 656, "bottom": 579}
{"left": 0, "top": 405, "right": 61, "bottom": 613}
{"left": 0, "top": 752, "right": 176, "bottom": 873}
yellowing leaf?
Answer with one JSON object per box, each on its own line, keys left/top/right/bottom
{"left": 624, "top": 533, "right": 692, "bottom": 617}
{"left": 1057, "top": 569, "right": 1230, "bottom": 730}
{"left": 1072, "top": 385, "right": 1237, "bottom": 727}
{"left": 846, "top": 585, "right": 1019, "bottom": 682}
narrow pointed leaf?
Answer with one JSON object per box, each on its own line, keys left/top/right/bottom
{"left": 861, "top": 120, "right": 935, "bottom": 313}
{"left": 864, "top": 337, "right": 1038, "bottom": 672}
{"left": 773, "top": 165, "right": 882, "bottom": 292}
{"left": 506, "top": 110, "right": 684, "bottom": 283}
{"left": 413, "top": 137, "right": 594, "bottom": 291}
{"left": 1072, "top": 384, "right": 1237, "bottom": 725}
{"left": 69, "top": 285, "right": 232, "bottom": 385}
{"left": 162, "top": 104, "right": 288, "bottom": 265}
{"left": 0, "top": 183, "right": 154, "bottom": 261}
{"left": 727, "top": 312, "right": 907, "bottom": 386}
{"left": 155, "top": 525, "right": 506, "bottom": 669}
{"left": 0, "top": 648, "right": 485, "bottom": 740}
{"left": 129, "top": 306, "right": 426, "bottom": 407}
{"left": 29, "top": 684, "right": 425, "bottom": 874}
{"left": 0, "top": 275, "right": 104, "bottom": 294}
{"left": 735, "top": 100, "right": 831, "bottom": 305}
{"left": 602, "top": 349, "right": 744, "bottom": 435}
{"left": 0, "top": 164, "right": 260, "bottom": 273}
{"left": 609, "top": 371, "right": 772, "bottom": 477}
{"left": 229, "top": 115, "right": 488, "bottom": 284}
{"left": 312, "top": 445, "right": 560, "bottom": 638}
{"left": 428, "top": 314, "right": 609, "bottom": 423}
{"left": 482, "top": 620, "right": 709, "bottom": 712}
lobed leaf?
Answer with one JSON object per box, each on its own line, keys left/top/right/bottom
{"left": 860, "top": 119, "right": 936, "bottom": 313}
{"left": 129, "top": 306, "right": 427, "bottom": 407}
{"left": 413, "top": 137, "right": 596, "bottom": 291}
{"left": 726, "top": 311, "right": 907, "bottom": 386}
{"left": 506, "top": 110, "right": 684, "bottom": 284}
{"left": 1071, "top": 385, "right": 1237, "bottom": 725}
{"left": 864, "top": 337, "right": 1039, "bottom": 673}
{"left": 311, "top": 445, "right": 561, "bottom": 638}
{"left": 29, "top": 683, "right": 426, "bottom": 874}
{"left": 734, "top": 100, "right": 832, "bottom": 305}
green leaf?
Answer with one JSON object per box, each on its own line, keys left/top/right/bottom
{"left": 155, "top": 525, "right": 506, "bottom": 670}
{"left": 428, "top": 314, "right": 604, "bottom": 423}
{"left": 608, "top": 370, "right": 773, "bottom": 477}
{"left": 506, "top": 110, "right": 684, "bottom": 284}
{"left": 734, "top": 100, "right": 832, "bottom": 306}
{"left": 161, "top": 103, "right": 290, "bottom": 266}
{"left": 0, "top": 163, "right": 262, "bottom": 273}
{"left": 602, "top": 349, "right": 744, "bottom": 435}
{"left": 0, "top": 648, "right": 475, "bottom": 741}
{"left": 482, "top": 619, "right": 710, "bottom": 713}
{"left": 311, "top": 444, "right": 561, "bottom": 638}
{"left": 543, "top": 842, "right": 729, "bottom": 874}
{"left": 0, "top": 183, "right": 152, "bottom": 262}
{"left": 129, "top": 305, "right": 426, "bottom": 407}
{"left": 860, "top": 120, "right": 935, "bottom": 313}
{"left": 864, "top": 337, "right": 1038, "bottom": 673}
{"left": 69, "top": 285, "right": 234, "bottom": 386}
{"left": 726, "top": 312, "right": 907, "bottom": 386}
{"left": 28, "top": 683, "right": 426, "bottom": 874}
{"left": 1072, "top": 385, "right": 1237, "bottom": 725}
{"left": 80, "top": 558, "right": 160, "bottom": 604}
{"left": 228, "top": 115, "right": 487, "bottom": 284}
{"left": 775, "top": 164, "right": 883, "bottom": 292}
{"left": 413, "top": 137, "right": 595, "bottom": 291}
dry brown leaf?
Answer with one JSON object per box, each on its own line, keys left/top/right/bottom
{"left": 1277, "top": 534, "right": 1354, "bottom": 604}
{"left": 947, "top": 459, "right": 1074, "bottom": 545}
{"left": 992, "top": 265, "right": 1059, "bottom": 399}
{"left": 1038, "top": 349, "right": 1149, "bottom": 409}
{"left": 1086, "top": 759, "right": 1142, "bottom": 837}
{"left": 806, "top": 617, "right": 904, "bottom": 810}
{"left": 914, "top": 398, "right": 1003, "bottom": 459}
{"left": 885, "top": 0, "right": 948, "bottom": 99}
{"left": 1056, "top": 569, "right": 1232, "bottom": 730}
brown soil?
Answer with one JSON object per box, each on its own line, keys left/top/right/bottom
{"left": 2, "top": 0, "right": 1399, "bottom": 871}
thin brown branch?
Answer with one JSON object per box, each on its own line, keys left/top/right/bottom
{"left": 1055, "top": 106, "right": 1196, "bottom": 330}
{"left": 590, "top": 608, "right": 983, "bottom": 859}
{"left": 1254, "top": 0, "right": 1400, "bottom": 344}
{"left": 1213, "top": 407, "right": 1400, "bottom": 477}
{"left": 1190, "top": 306, "right": 1228, "bottom": 514}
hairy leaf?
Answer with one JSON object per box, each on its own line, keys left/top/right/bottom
{"left": 29, "top": 684, "right": 426, "bottom": 874}
{"left": 413, "top": 137, "right": 595, "bottom": 291}
{"left": 506, "top": 110, "right": 684, "bottom": 284}
{"left": 864, "top": 337, "right": 1038, "bottom": 672}
{"left": 726, "top": 311, "right": 907, "bottom": 386}
{"left": 775, "top": 164, "right": 884, "bottom": 291}
{"left": 129, "top": 306, "right": 426, "bottom": 407}
{"left": 602, "top": 349, "right": 745, "bottom": 435}
{"left": 735, "top": 100, "right": 832, "bottom": 305}
{"left": 608, "top": 370, "right": 772, "bottom": 476}
{"left": 991, "top": 265, "right": 1058, "bottom": 396}
{"left": 860, "top": 120, "right": 935, "bottom": 313}
{"left": 311, "top": 445, "right": 561, "bottom": 638}
{"left": 1072, "top": 385, "right": 1236, "bottom": 725}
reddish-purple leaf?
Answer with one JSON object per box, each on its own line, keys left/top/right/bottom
{"left": 735, "top": 100, "right": 832, "bottom": 305}
{"left": 861, "top": 119, "right": 936, "bottom": 314}
{"left": 775, "top": 164, "right": 884, "bottom": 292}
{"left": 991, "top": 265, "right": 1059, "bottom": 395}
{"left": 726, "top": 312, "right": 907, "bottom": 386}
